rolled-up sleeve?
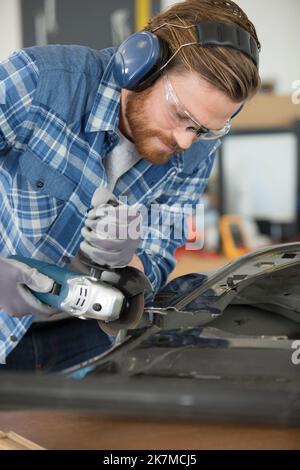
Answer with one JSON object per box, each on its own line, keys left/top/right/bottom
{"left": 0, "top": 49, "right": 39, "bottom": 152}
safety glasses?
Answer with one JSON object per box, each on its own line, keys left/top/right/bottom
{"left": 163, "top": 74, "right": 235, "bottom": 141}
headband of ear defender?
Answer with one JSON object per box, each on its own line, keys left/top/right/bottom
{"left": 113, "top": 21, "right": 260, "bottom": 92}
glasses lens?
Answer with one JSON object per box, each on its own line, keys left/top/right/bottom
{"left": 164, "top": 74, "right": 231, "bottom": 141}
{"left": 164, "top": 76, "right": 188, "bottom": 125}
{"left": 195, "top": 120, "right": 231, "bottom": 141}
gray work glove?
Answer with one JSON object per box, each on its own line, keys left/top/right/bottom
{"left": 0, "top": 258, "right": 56, "bottom": 318}
{"left": 80, "top": 187, "right": 142, "bottom": 268}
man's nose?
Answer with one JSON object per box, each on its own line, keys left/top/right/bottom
{"left": 172, "top": 128, "right": 196, "bottom": 150}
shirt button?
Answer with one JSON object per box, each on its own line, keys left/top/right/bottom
{"left": 10, "top": 335, "right": 17, "bottom": 342}
{"left": 36, "top": 180, "right": 44, "bottom": 189}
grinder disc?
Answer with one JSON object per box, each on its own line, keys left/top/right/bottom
{"left": 97, "top": 293, "right": 145, "bottom": 336}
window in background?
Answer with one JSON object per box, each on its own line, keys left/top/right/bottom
{"left": 21, "top": 0, "right": 161, "bottom": 50}
{"left": 220, "top": 129, "right": 299, "bottom": 243}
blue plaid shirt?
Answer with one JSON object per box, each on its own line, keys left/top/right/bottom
{"left": 0, "top": 45, "right": 220, "bottom": 361}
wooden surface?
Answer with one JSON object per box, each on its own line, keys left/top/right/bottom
{"left": 0, "top": 411, "right": 300, "bottom": 450}
{"left": 0, "top": 430, "right": 45, "bottom": 450}
{"left": 0, "top": 252, "right": 299, "bottom": 450}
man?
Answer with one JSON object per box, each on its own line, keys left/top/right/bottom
{"left": 0, "top": 0, "right": 261, "bottom": 371}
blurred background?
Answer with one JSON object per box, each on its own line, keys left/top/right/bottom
{"left": 1, "top": 3, "right": 300, "bottom": 450}
{"left": 1, "top": 0, "right": 300, "bottom": 274}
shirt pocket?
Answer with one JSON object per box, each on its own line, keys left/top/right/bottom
{"left": 10, "top": 150, "right": 76, "bottom": 244}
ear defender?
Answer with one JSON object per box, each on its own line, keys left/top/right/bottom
{"left": 113, "top": 22, "right": 260, "bottom": 93}
{"left": 113, "top": 31, "right": 170, "bottom": 92}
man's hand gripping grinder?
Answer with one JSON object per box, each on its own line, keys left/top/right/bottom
{"left": 10, "top": 193, "right": 151, "bottom": 336}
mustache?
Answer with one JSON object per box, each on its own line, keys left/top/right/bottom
{"left": 160, "top": 138, "right": 182, "bottom": 154}
{"left": 140, "top": 129, "right": 183, "bottom": 154}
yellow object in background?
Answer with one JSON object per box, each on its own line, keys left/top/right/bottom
{"left": 219, "top": 215, "right": 250, "bottom": 260}
{"left": 135, "top": 0, "right": 151, "bottom": 31}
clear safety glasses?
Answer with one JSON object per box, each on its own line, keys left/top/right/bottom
{"left": 163, "top": 74, "right": 232, "bottom": 141}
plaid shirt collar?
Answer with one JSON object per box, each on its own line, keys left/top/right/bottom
{"left": 85, "top": 54, "right": 121, "bottom": 134}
